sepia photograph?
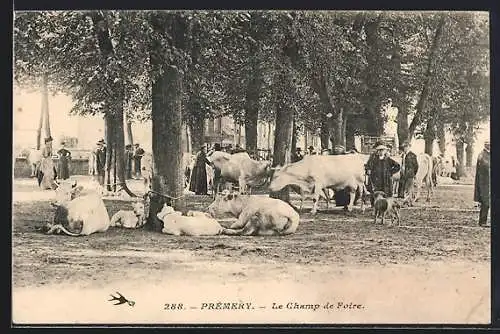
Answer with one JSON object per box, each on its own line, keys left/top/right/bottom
{"left": 12, "top": 9, "right": 490, "bottom": 325}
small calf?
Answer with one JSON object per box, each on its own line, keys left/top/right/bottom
{"left": 372, "top": 191, "right": 401, "bottom": 226}
{"left": 157, "top": 204, "right": 225, "bottom": 236}
{"left": 110, "top": 201, "right": 146, "bottom": 229}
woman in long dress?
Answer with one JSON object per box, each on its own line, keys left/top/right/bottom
{"left": 38, "top": 136, "right": 57, "bottom": 190}
{"left": 189, "top": 145, "right": 211, "bottom": 195}
{"left": 57, "top": 141, "right": 72, "bottom": 180}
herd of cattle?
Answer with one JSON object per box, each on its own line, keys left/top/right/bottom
{"left": 39, "top": 149, "right": 450, "bottom": 237}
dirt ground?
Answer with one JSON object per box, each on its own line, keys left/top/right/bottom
{"left": 11, "top": 176, "right": 491, "bottom": 324}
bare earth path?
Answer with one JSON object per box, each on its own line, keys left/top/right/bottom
{"left": 12, "top": 177, "right": 490, "bottom": 324}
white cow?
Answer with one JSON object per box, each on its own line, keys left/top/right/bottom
{"left": 268, "top": 154, "right": 368, "bottom": 215}
{"left": 207, "top": 190, "right": 300, "bottom": 236}
{"left": 156, "top": 204, "right": 225, "bottom": 236}
{"left": 208, "top": 151, "right": 271, "bottom": 194}
{"left": 110, "top": 201, "right": 146, "bottom": 228}
{"left": 44, "top": 180, "right": 111, "bottom": 236}
{"left": 25, "top": 148, "right": 43, "bottom": 177}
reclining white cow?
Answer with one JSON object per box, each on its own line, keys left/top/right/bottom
{"left": 44, "top": 180, "right": 111, "bottom": 236}
{"left": 207, "top": 190, "right": 300, "bottom": 236}
{"left": 156, "top": 204, "right": 226, "bottom": 236}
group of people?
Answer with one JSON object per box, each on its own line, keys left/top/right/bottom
{"left": 88, "top": 139, "right": 146, "bottom": 187}
{"left": 36, "top": 136, "right": 72, "bottom": 189}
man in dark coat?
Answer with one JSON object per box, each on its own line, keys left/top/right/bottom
{"left": 124, "top": 144, "right": 134, "bottom": 179}
{"left": 398, "top": 141, "right": 419, "bottom": 199}
{"left": 56, "top": 141, "right": 72, "bottom": 180}
{"left": 474, "top": 140, "right": 490, "bottom": 227}
{"left": 189, "top": 144, "right": 211, "bottom": 195}
{"left": 365, "top": 143, "right": 400, "bottom": 204}
{"left": 291, "top": 147, "right": 304, "bottom": 163}
{"left": 95, "top": 139, "right": 106, "bottom": 186}
{"left": 331, "top": 145, "right": 351, "bottom": 207}
{"left": 133, "top": 143, "right": 145, "bottom": 179}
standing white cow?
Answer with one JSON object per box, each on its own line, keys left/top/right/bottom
{"left": 208, "top": 151, "right": 271, "bottom": 194}
{"left": 26, "top": 148, "right": 43, "bottom": 177}
{"left": 411, "top": 153, "right": 434, "bottom": 203}
{"left": 44, "top": 180, "right": 111, "bottom": 236}
{"left": 268, "top": 154, "right": 368, "bottom": 215}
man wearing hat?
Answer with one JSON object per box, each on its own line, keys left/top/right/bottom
{"left": 474, "top": 140, "right": 490, "bottom": 227}
{"left": 365, "top": 142, "right": 400, "bottom": 204}
{"left": 56, "top": 141, "right": 72, "bottom": 180}
{"left": 307, "top": 146, "right": 317, "bottom": 155}
{"left": 133, "top": 143, "right": 145, "bottom": 179}
{"left": 291, "top": 147, "right": 304, "bottom": 163}
{"left": 95, "top": 139, "right": 106, "bottom": 186}
{"left": 398, "top": 141, "right": 418, "bottom": 201}
{"left": 124, "top": 144, "right": 134, "bottom": 179}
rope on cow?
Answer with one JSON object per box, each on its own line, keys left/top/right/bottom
{"left": 146, "top": 189, "right": 186, "bottom": 201}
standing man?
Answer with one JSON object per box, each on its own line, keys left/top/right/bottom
{"left": 95, "top": 139, "right": 106, "bottom": 186}
{"left": 398, "top": 141, "right": 419, "bottom": 202}
{"left": 56, "top": 141, "right": 72, "bottom": 180}
{"left": 291, "top": 147, "right": 304, "bottom": 163}
{"left": 365, "top": 143, "right": 400, "bottom": 205}
{"left": 124, "top": 144, "right": 134, "bottom": 180}
{"left": 474, "top": 140, "right": 490, "bottom": 227}
{"left": 133, "top": 143, "right": 145, "bottom": 179}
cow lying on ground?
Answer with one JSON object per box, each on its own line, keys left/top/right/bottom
{"left": 44, "top": 180, "right": 110, "bottom": 236}
{"left": 207, "top": 190, "right": 300, "bottom": 236}
{"left": 156, "top": 204, "right": 226, "bottom": 236}
{"left": 268, "top": 154, "right": 368, "bottom": 215}
{"left": 110, "top": 201, "right": 146, "bottom": 228}
{"left": 208, "top": 151, "right": 271, "bottom": 195}
{"left": 372, "top": 191, "right": 401, "bottom": 226}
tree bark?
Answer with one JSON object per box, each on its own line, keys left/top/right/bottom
{"left": 36, "top": 93, "right": 43, "bottom": 150}
{"left": 270, "top": 69, "right": 293, "bottom": 202}
{"left": 147, "top": 13, "right": 187, "bottom": 231}
{"left": 41, "top": 72, "right": 51, "bottom": 139}
{"left": 125, "top": 117, "right": 134, "bottom": 146}
{"left": 244, "top": 55, "right": 261, "bottom": 156}
{"left": 437, "top": 122, "right": 446, "bottom": 154}
{"left": 455, "top": 137, "right": 465, "bottom": 177}
{"left": 407, "top": 15, "right": 446, "bottom": 140}
{"left": 330, "top": 109, "right": 345, "bottom": 149}
{"left": 320, "top": 116, "right": 330, "bottom": 151}
{"left": 90, "top": 11, "right": 135, "bottom": 197}
{"left": 423, "top": 118, "right": 436, "bottom": 156}
{"left": 465, "top": 136, "right": 474, "bottom": 167}
{"left": 345, "top": 115, "right": 356, "bottom": 151}
{"left": 291, "top": 118, "right": 297, "bottom": 154}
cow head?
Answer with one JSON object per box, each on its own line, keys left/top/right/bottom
{"left": 207, "top": 189, "right": 244, "bottom": 218}
{"left": 52, "top": 180, "right": 84, "bottom": 206}
{"left": 132, "top": 201, "right": 146, "bottom": 217}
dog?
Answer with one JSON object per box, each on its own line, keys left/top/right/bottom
{"left": 110, "top": 201, "right": 146, "bottom": 228}
{"left": 372, "top": 191, "right": 401, "bottom": 226}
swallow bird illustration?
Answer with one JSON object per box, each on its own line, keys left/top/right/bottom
{"left": 108, "top": 291, "right": 135, "bottom": 306}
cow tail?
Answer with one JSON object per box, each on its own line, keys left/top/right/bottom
{"left": 46, "top": 224, "right": 81, "bottom": 236}
{"left": 221, "top": 227, "right": 245, "bottom": 235}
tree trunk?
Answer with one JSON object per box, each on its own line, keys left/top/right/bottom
{"left": 407, "top": 15, "right": 446, "bottom": 140}
{"left": 465, "top": 136, "right": 474, "bottom": 167}
{"left": 330, "top": 109, "right": 346, "bottom": 149}
{"left": 244, "top": 56, "right": 261, "bottom": 156}
{"left": 125, "top": 117, "right": 134, "bottom": 146}
{"left": 41, "top": 72, "right": 51, "bottom": 139}
{"left": 455, "top": 138, "right": 465, "bottom": 178}
{"left": 345, "top": 115, "right": 355, "bottom": 151}
{"left": 423, "top": 119, "right": 436, "bottom": 156}
{"left": 270, "top": 69, "right": 293, "bottom": 202}
{"left": 320, "top": 117, "right": 330, "bottom": 151}
{"left": 91, "top": 11, "right": 135, "bottom": 197}
{"left": 291, "top": 118, "right": 297, "bottom": 154}
{"left": 437, "top": 122, "right": 446, "bottom": 154}
{"left": 36, "top": 96, "right": 43, "bottom": 150}
{"left": 396, "top": 103, "right": 410, "bottom": 146}
{"left": 147, "top": 13, "right": 187, "bottom": 231}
